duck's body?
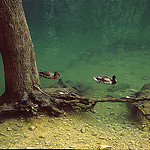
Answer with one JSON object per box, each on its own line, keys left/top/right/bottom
{"left": 93, "top": 75, "right": 117, "bottom": 85}
{"left": 39, "top": 70, "right": 61, "bottom": 79}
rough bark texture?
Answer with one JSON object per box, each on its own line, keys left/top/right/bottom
{"left": 0, "top": 0, "right": 39, "bottom": 102}
{"left": 0, "top": 0, "right": 60, "bottom": 115}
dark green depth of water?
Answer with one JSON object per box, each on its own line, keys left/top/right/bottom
{"left": 0, "top": 0, "right": 150, "bottom": 99}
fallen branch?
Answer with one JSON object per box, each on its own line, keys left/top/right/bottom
{"left": 48, "top": 92, "right": 150, "bottom": 113}
{"left": 50, "top": 92, "right": 150, "bottom": 103}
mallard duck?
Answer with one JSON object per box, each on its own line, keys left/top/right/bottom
{"left": 93, "top": 75, "right": 117, "bottom": 85}
{"left": 39, "top": 70, "right": 61, "bottom": 79}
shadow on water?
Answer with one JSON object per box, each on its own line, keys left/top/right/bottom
{"left": 126, "top": 103, "right": 145, "bottom": 123}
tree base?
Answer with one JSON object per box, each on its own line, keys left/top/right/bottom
{"left": 0, "top": 84, "right": 150, "bottom": 120}
{"left": 0, "top": 84, "right": 92, "bottom": 117}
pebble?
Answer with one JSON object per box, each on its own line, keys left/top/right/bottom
{"left": 85, "top": 123, "right": 89, "bottom": 127}
{"left": 26, "top": 147, "right": 35, "bottom": 149}
{"left": 7, "top": 127, "right": 12, "bottom": 131}
{"left": 14, "top": 133, "right": 22, "bottom": 137}
{"left": 99, "top": 136, "right": 107, "bottom": 139}
{"left": 12, "top": 127, "right": 18, "bottom": 131}
{"left": 0, "top": 132, "right": 7, "bottom": 136}
{"left": 96, "top": 116, "right": 100, "bottom": 119}
{"left": 39, "top": 135, "right": 45, "bottom": 138}
{"left": 35, "top": 142, "right": 39, "bottom": 145}
{"left": 45, "top": 141, "right": 49, "bottom": 144}
{"left": 29, "top": 126, "right": 36, "bottom": 131}
{"left": 36, "top": 116, "right": 42, "bottom": 119}
{"left": 60, "top": 92, "right": 64, "bottom": 94}
{"left": 24, "top": 134, "right": 28, "bottom": 138}
{"left": 119, "top": 132, "right": 125, "bottom": 136}
{"left": 16, "top": 123, "right": 23, "bottom": 127}
{"left": 92, "top": 131, "right": 98, "bottom": 136}
{"left": 80, "top": 128, "right": 86, "bottom": 133}
{"left": 98, "top": 145, "right": 112, "bottom": 150}
{"left": 130, "top": 140, "right": 135, "bottom": 144}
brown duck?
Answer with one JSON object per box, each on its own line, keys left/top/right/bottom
{"left": 39, "top": 70, "right": 61, "bottom": 79}
{"left": 93, "top": 75, "right": 117, "bottom": 85}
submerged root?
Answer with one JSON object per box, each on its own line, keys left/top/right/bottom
{"left": 0, "top": 85, "right": 150, "bottom": 118}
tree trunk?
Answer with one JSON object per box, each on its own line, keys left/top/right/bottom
{"left": 0, "top": 0, "right": 39, "bottom": 102}
{"left": 0, "top": 0, "right": 67, "bottom": 116}
{"left": 0, "top": 0, "right": 62, "bottom": 115}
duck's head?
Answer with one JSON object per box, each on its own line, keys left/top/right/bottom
{"left": 54, "top": 71, "right": 61, "bottom": 77}
{"left": 112, "top": 75, "right": 117, "bottom": 84}
{"left": 112, "top": 75, "right": 116, "bottom": 79}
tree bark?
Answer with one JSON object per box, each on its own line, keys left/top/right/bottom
{"left": 0, "top": 0, "right": 39, "bottom": 102}
{"left": 0, "top": 0, "right": 62, "bottom": 115}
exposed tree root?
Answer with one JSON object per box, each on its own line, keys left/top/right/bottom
{"left": 1, "top": 83, "right": 150, "bottom": 118}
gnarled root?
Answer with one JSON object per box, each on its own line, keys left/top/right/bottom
{"left": 1, "top": 84, "right": 150, "bottom": 118}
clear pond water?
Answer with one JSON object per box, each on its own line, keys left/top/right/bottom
{"left": 0, "top": 1, "right": 150, "bottom": 149}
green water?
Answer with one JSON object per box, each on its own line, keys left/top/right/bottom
{"left": 0, "top": 0, "right": 150, "bottom": 99}
{"left": 0, "top": 2, "right": 150, "bottom": 149}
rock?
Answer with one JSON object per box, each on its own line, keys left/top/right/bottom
{"left": 29, "top": 126, "right": 36, "bottom": 131}
{"left": 0, "top": 132, "right": 7, "bottom": 136}
{"left": 96, "top": 116, "right": 100, "bottom": 119}
{"left": 143, "top": 126, "right": 150, "bottom": 132}
{"left": 98, "top": 145, "right": 112, "bottom": 150}
{"left": 67, "top": 133, "right": 71, "bottom": 136}
{"left": 16, "top": 123, "right": 23, "bottom": 127}
{"left": 141, "top": 83, "right": 150, "bottom": 91}
{"left": 7, "top": 127, "right": 12, "bottom": 131}
{"left": 36, "top": 116, "right": 42, "bottom": 119}
{"left": 45, "top": 141, "right": 49, "bottom": 144}
{"left": 145, "top": 115, "right": 150, "bottom": 120}
{"left": 26, "top": 147, "right": 35, "bottom": 149}
{"left": 134, "top": 90, "right": 150, "bottom": 98}
{"left": 65, "top": 80, "right": 92, "bottom": 95}
{"left": 85, "top": 123, "right": 89, "bottom": 127}
{"left": 119, "top": 132, "right": 125, "bottom": 136}
{"left": 132, "top": 89, "right": 150, "bottom": 120}
{"left": 92, "top": 131, "right": 98, "bottom": 136}
{"left": 14, "top": 133, "right": 21, "bottom": 137}
{"left": 107, "top": 83, "right": 130, "bottom": 92}
{"left": 39, "top": 135, "right": 45, "bottom": 138}
{"left": 24, "top": 134, "right": 28, "bottom": 138}
{"left": 80, "top": 128, "right": 86, "bottom": 133}
{"left": 106, "top": 93, "right": 120, "bottom": 98}
{"left": 58, "top": 79, "right": 68, "bottom": 88}
{"left": 98, "top": 136, "right": 107, "bottom": 140}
